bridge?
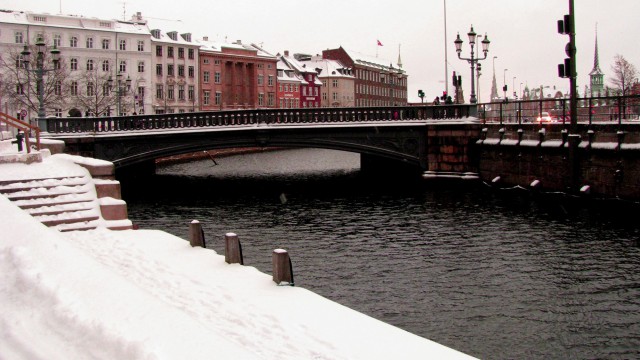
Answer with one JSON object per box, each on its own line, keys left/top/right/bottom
{"left": 42, "top": 104, "right": 480, "bottom": 177}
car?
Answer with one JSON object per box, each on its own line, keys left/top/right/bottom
{"left": 536, "top": 112, "right": 556, "bottom": 123}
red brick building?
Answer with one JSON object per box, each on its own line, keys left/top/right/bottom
{"left": 279, "top": 51, "right": 322, "bottom": 108}
{"left": 322, "top": 47, "right": 407, "bottom": 107}
{"left": 198, "top": 40, "right": 277, "bottom": 110}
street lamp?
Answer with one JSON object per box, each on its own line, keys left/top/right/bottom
{"left": 20, "top": 35, "right": 61, "bottom": 127}
{"left": 454, "top": 25, "right": 490, "bottom": 104}
{"left": 107, "top": 72, "right": 131, "bottom": 116}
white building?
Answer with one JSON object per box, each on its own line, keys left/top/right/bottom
{"left": 0, "top": 10, "right": 152, "bottom": 119}
{"left": 143, "top": 14, "right": 200, "bottom": 114}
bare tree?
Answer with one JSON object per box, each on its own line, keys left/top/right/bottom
{"left": 610, "top": 54, "right": 638, "bottom": 96}
{"left": 0, "top": 42, "right": 69, "bottom": 121}
{"left": 72, "top": 68, "right": 119, "bottom": 117}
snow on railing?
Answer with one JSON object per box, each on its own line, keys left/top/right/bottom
{"left": 0, "top": 112, "right": 41, "bottom": 153}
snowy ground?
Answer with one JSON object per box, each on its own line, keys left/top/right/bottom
{"left": 0, "top": 141, "right": 476, "bottom": 359}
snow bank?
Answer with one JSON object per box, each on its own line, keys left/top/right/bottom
{"left": 0, "top": 195, "right": 475, "bottom": 359}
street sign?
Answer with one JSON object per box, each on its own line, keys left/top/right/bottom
{"left": 20, "top": 109, "right": 27, "bottom": 118}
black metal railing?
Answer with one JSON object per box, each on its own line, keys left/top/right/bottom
{"left": 43, "top": 104, "right": 477, "bottom": 134}
{"left": 478, "top": 95, "right": 640, "bottom": 126}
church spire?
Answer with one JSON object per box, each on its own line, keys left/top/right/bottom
{"left": 397, "top": 44, "right": 403, "bottom": 68}
{"left": 490, "top": 57, "right": 498, "bottom": 101}
{"left": 589, "top": 24, "right": 604, "bottom": 96}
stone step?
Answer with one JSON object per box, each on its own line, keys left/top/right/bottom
{"left": 0, "top": 176, "right": 89, "bottom": 193}
{"left": 15, "top": 196, "right": 94, "bottom": 210}
{"left": 26, "top": 202, "right": 96, "bottom": 216}
{"left": 7, "top": 189, "right": 91, "bottom": 202}
{"left": 35, "top": 209, "right": 100, "bottom": 227}
{"left": 0, "top": 175, "right": 86, "bottom": 187}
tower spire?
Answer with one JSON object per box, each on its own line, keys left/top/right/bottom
{"left": 397, "top": 44, "right": 403, "bottom": 68}
{"left": 490, "top": 58, "right": 498, "bottom": 101}
{"left": 589, "top": 23, "right": 604, "bottom": 96}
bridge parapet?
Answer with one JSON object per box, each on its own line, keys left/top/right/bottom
{"left": 41, "top": 105, "right": 477, "bottom": 134}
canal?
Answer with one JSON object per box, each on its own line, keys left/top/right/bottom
{"left": 123, "top": 148, "right": 640, "bottom": 359}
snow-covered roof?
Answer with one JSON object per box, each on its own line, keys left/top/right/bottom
{"left": 196, "top": 39, "right": 275, "bottom": 59}
{"left": 0, "top": 10, "right": 150, "bottom": 36}
{"left": 277, "top": 59, "right": 305, "bottom": 84}
{"left": 147, "top": 19, "right": 198, "bottom": 46}
{"left": 343, "top": 48, "right": 404, "bottom": 74}
{"left": 299, "top": 58, "right": 355, "bottom": 80}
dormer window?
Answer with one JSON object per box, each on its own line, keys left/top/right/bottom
{"left": 151, "top": 29, "right": 161, "bottom": 39}
{"left": 167, "top": 31, "right": 178, "bottom": 41}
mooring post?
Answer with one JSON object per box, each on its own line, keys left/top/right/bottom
{"left": 189, "top": 220, "right": 204, "bottom": 247}
{"left": 225, "top": 232, "right": 243, "bottom": 264}
{"left": 272, "top": 249, "right": 294, "bottom": 286}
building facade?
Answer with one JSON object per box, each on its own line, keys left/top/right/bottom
{"left": 299, "top": 55, "right": 354, "bottom": 107}
{"left": 0, "top": 10, "right": 153, "bottom": 120}
{"left": 322, "top": 47, "right": 407, "bottom": 107}
{"left": 276, "top": 54, "right": 302, "bottom": 108}
{"left": 146, "top": 16, "right": 200, "bottom": 114}
{"left": 198, "top": 40, "right": 277, "bottom": 110}
{"left": 280, "top": 52, "right": 322, "bottom": 108}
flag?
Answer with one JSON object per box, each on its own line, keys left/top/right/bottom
{"left": 377, "top": 40, "right": 383, "bottom": 46}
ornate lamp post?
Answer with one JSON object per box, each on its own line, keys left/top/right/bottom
{"left": 107, "top": 72, "right": 131, "bottom": 116}
{"left": 20, "top": 36, "right": 61, "bottom": 127}
{"left": 454, "top": 25, "right": 490, "bottom": 104}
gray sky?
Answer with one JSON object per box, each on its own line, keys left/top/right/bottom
{"left": 4, "top": 0, "right": 640, "bottom": 102}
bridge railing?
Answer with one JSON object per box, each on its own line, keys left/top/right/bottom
{"left": 42, "top": 104, "right": 477, "bottom": 134}
{"left": 479, "top": 95, "right": 640, "bottom": 126}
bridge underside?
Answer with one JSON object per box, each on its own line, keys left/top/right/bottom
{"left": 60, "top": 125, "right": 429, "bottom": 171}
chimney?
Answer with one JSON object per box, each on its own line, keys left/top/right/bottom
{"left": 203, "top": 36, "right": 209, "bottom": 41}
{"left": 284, "top": 50, "right": 289, "bottom": 57}
{"left": 236, "top": 40, "right": 242, "bottom": 45}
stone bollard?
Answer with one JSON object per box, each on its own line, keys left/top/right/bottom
{"left": 224, "top": 232, "right": 243, "bottom": 265}
{"left": 189, "top": 220, "right": 205, "bottom": 247}
{"left": 272, "top": 249, "right": 294, "bottom": 286}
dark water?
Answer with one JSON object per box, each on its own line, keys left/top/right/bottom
{"left": 123, "top": 148, "right": 640, "bottom": 359}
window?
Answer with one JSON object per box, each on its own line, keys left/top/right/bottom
{"left": 33, "top": 15, "right": 46, "bottom": 22}
{"left": 188, "top": 66, "right": 194, "bottom": 78}
{"left": 333, "top": 92, "right": 338, "bottom": 101}
{"left": 55, "top": 108, "right": 62, "bottom": 117}
{"left": 86, "top": 59, "right": 94, "bottom": 71}
{"left": 203, "top": 71, "right": 210, "bottom": 83}
{"left": 178, "top": 85, "right": 185, "bottom": 100}
{"left": 87, "top": 82, "right": 95, "bottom": 96}
{"left": 119, "top": 60, "right": 126, "bottom": 73}
{"left": 54, "top": 81, "right": 62, "bottom": 95}
{"left": 103, "top": 83, "right": 110, "bottom": 96}
{"left": 167, "top": 85, "right": 174, "bottom": 100}
{"left": 214, "top": 59, "right": 221, "bottom": 65}
{"left": 322, "top": 92, "right": 327, "bottom": 101}
{"left": 102, "top": 39, "right": 110, "bottom": 50}
{"left": 178, "top": 65, "right": 184, "bottom": 77}
{"left": 258, "top": 93, "right": 264, "bottom": 106}
{"left": 268, "top": 93, "right": 274, "bottom": 106}
{"left": 333, "top": 79, "right": 338, "bottom": 87}
{"left": 15, "top": 31, "right": 24, "bottom": 44}
{"left": 102, "top": 60, "right": 110, "bottom": 72}
{"left": 70, "top": 58, "right": 78, "bottom": 71}
{"left": 137, "top": 40, "right": 144, "bottom": 52}
{"left": 215, "top": 91, "right": 221, "bottom": 105}
{"left": 138, "top": 61, "right": 145, "bottom": 73}
{"left": 53, "top": 34, "right": 61, "bottom": 47}
{"left": 178, "top": 48, "right": 184, "bottom": 59}
{"left": 155, "top": 45, "right": 162, "bottom": 56}
{"left": 268, "top": 75, "right": 274, "bottom": 86}
{"left": 203, "top": 91, "right": 210, "bottom": 105}
{"left": 279, "top": 84, "right": 283, "bottom": 92}
{"left": 203, "top": 59, "right": 210, "bottom": 64}
{"left": 214, "top": 72, "right": 221, "bottom": 84}
{"left": 156, "top": 85, "right": 164, "bottom": 99}
{"left": 70, "top": 36, "right": 78, "bottom": 47}
{"left": 167, "top": 64, "right": 174, "bottom": 76}
{"left": 156, "top": 64, "right": 163, "bottom": 76}
{"left": 188, "top": 48, "right": 194, "bottom": 60}
{"left": 70, "top": 81, "right": 78, "bottom": 95}
{"left": 16, "top": 83, "right": 24, "bottom": 95}
{"left": 86, "top": 37, "right": 94, "bottom": 48}
{"left": 188, "top": 85, "right": 195, "bottom": 101}
{"left": 119, "top": 39, "right": 126, "bottom": 51}
{"left": 167, "top": 46, "right": 174, "bottom": 58}
{"left": 258, "top": 75, "right": 263, "bottom": 85}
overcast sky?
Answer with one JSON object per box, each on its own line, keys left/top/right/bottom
{"left": 4, "top": 0, "right": 639, "bottom": 102}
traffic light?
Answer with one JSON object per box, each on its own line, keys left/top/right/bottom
{"left": 418, "top": 89, "right": 425, "bottom": 103}
{"left": 557, "top": 14, "right": 573, "bottom": 79}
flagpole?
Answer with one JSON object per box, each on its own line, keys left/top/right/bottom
{"left": 444, "top": 0, "right": 449, "bottom": 96}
